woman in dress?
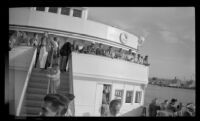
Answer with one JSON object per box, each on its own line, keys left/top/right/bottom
{"left": 39, "top": 42, "right": 48, "bottom": 69}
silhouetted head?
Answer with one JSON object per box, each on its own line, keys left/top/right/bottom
{"left": 109, "top": 99, "right": 122, "bottom": 116}
{"left": 40, "top": 93, "right": 75, "bottom": 116}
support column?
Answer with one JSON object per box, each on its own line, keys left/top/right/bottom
{"left": 45, "top": 7, "right": 49, "bottom": 12}
{"left": 83, "top": 9, "right": 88, "bottom": 20}
{"left": 70, "top": 8, "right": 73, "bottom": 17}
{"left": 58, "top": 7, "right": 61, "bottom": 14}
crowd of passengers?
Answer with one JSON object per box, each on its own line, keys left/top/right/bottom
{"left": 9, "top": 31, "right": 150, "bottom": 67}
{"left": 147, "top": 98, "right": 195, "bottom": 117}
{"left": 72, "top": 42, "right": 149, "bottom": 66}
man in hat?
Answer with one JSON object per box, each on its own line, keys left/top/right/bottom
{"left": 39, "top": 93, "right": 75, "bottom": 116}
{"left": 108, "top": 99, "right": 122, "bottom": 117}
{"left": 166, "top": 98, "right": 177, "bottom": 114}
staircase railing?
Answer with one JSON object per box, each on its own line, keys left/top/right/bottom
{"left": 16, "top": 47, "right": 37, "bottom": 116}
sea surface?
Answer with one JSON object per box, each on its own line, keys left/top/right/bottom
{"left": 144, "top": 84, "right": 195, "bottom": 107}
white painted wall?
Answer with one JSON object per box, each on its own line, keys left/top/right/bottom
{"left": 73, "top": 77, "right": 145, "bottom": 116}
{"left": 9, "top": 46, "right": 35, "bottom": 113}
{"left": 72, "top": 52, "right": 148, "bottom": 84}
{"left": 9, "top": 8, "right": 139, "bottom": 50}
{"left": 73, "top": 79, "right": 97, "bottom": 116}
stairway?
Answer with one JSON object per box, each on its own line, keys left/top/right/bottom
{"left": 20, "top": 68, "right": 71, "bottom": 116}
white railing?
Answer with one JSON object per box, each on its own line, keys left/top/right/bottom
{"left": 16, "top": 47, "right": 37, "bottom": 116}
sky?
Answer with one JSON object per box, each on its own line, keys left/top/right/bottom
{"left": 87, "top": 7, "right": 195, "bottom": 81}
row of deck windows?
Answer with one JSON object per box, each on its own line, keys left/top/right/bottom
{"left": 115, "top": 90, "right": 142, "bottom": 104}
{"left": 35, "top": 7, "right": 82, "bottom": 18}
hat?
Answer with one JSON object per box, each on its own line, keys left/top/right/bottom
{"left": 44, "top": 93, "right": 75, "bottom": 107}
{"left": 171, "top": 98, "right": 177, "bottom": 103}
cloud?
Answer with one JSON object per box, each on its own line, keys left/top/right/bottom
{"left": 160, "top": 30, "right": 179, "bottom": 44}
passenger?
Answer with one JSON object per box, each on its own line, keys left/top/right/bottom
{"left": 148, "top": 98, "right": 160, "bottom": 117}
{"left": 31, "top": 33, "right": 39, "bottom": 47}
{"left": 101, "top": 89, "right": 110, "bottom": 116}
{"left": 160, "top": 100, "right": 168, "bottom": 110}
{"left": 105, "top": 46, "right": 113, "bottom": 58}
{"left": 143, "top": 55, "right": 149, "bottom": 65}
{"left": 96, "top": 43, "right": 105, "bottom": 56}
{"left": 31, "top": 33, "right": 40, "bottom": 68}
{"left": 132, "top": 52, "right": 136, "bottom": 63}
{"left": 134, "top": 53, "right": 138, "bottom": 63}
{"left": 166, "top": 98, "right": 177, "bottom": 114}
{"left": 42, "top": 32, "right": 53, "bottom": 70}
{"left": 62, "top": 93, "right": 75, "bottom": 116}
{"left": 137, "top": 54, "right": 141, "bottom": 63}
{"left": 115, "top": 48, "right": 122, "bottom": 59}
{"left": 20, "top": 32, "right": 30, "bottom": 46}
{"left": 9, "top": 31, "right": 23, "bottom": 48}
{"left": 39, "top": 93, "right": 68, "bottom": 116}
{"left": 185, "top": 103, "right": 195, "bottom": 116}
{"left": 126, "top": 49, "right": 133, "bottom": 61}
{"left": 87, "top": 43, "right": 96, "bottom": 55}
{"left": 108, "top": 99, "right": 122, "bottom": 117}
{"left": 82, "top": 45, "right": 88, "bottom": 54}
{"left": 51, "top": 37, "right": 59, "bottom": 64}
{"left": 77, "top": 43, "right": 84, "bottom": 53}
{"left": 47, "top": 63, "right": 60, "bottom": 94}
{"left": 140, "top": 56, "right": 143, "bottom": 64}
{"left": 60, "top": 42, "right": 72, "bottom": 72}
{"left": 72, "top": 40, "right": 78, "bottom": 52}
{"left": 38, "top": 42, "right": 48, "bottom": 70}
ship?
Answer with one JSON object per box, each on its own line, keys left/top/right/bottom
{"left": 8, "top": 7, "right": 150, "bottom": 116}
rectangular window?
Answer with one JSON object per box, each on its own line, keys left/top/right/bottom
{"left": 115, "top": 89, "right": 124, "bottom": 100}
{"left": 36, "top": 7, "right": 45, "bottom": 11}
{"left": 125, "top": 91, "right": 133, "bottom": 103}
{"left": 48, "top": 7, "right": 58, "bottom": 13}
{"left": 135, "top": 91, "right": 142, "bottom": 103}
{"left": 61, "top": 7, "right": 70, "bottom": 16}
{"left": 73, "top": 9, "right": 82, "bottom": 18}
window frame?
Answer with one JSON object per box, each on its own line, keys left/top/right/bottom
{"left": 73, "top": 9, "right": 82, "bottom": 18}
{"left": 125, "top": 90, "right": 134, "bottom": 104}
{"left": 48, "top": 7, "right": 58, "bottom": 14}
{"left": 35, "top": 7, "right": 45, "bottom": 12}
{"left": 61, "top": 7, "right": 70, "bottom": 16}
{"left": 114, "top": 89, "right": 124, "bottom": 102}
{"left": 135, "top": 91, "right": 142, "bottom": 103}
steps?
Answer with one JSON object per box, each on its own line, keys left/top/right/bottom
{"left": 20, "top": 68, "right": 72, "bottom": 116}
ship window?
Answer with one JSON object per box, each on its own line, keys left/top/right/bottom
{"left": 135, "top": 91, "right": 142, "bottom": 103}
{"left": 125, "top": 91, "right": 133, "bottom": 103}
{"left": 48, "top": 7, "right": 58, "bottom": 13}
{"left": 73, "top": 9, "right": 82, "bottom": 18}
{"left": 36, "top": 7, "right": 45, "bottom": 11}
{"left": 61, "top": 7, "right": 70, "bottom": 16}
{"left": 115, "top": 89, "right": 124, "bottom": 101}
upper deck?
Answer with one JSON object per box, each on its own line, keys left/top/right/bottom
{"left": 9, "top": 7, "right": 139, "bottom": 52}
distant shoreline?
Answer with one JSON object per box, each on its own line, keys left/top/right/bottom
{"left": 148, "top": 84, "right": 195, "bottom": 90}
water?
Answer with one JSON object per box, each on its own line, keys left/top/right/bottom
{"left": 144, "top": 84, "right": 195, "bottom": 107}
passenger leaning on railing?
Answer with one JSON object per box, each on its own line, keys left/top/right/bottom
{"left": 9, "top": 31, "right": 22, "bottom": 50}
{"left": 132, "top": 52, "right": 136, "bottom": 63}
{"left": 60, "top": 42, "right": 72, "bottom": 72}
{"left": 96, "top": 43, "right": 105, "bottom": 56}
{"left": 143, "top": 55, "right": 149, "bottom": 66}
{"left": 105, "top": 46, "right": 115, "bottom": 59}
{"left": 126, "top": 49, "right": 134, "bottom": 62}
{"left": 87, "top": 43, "right": 96, "bottom": 55}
